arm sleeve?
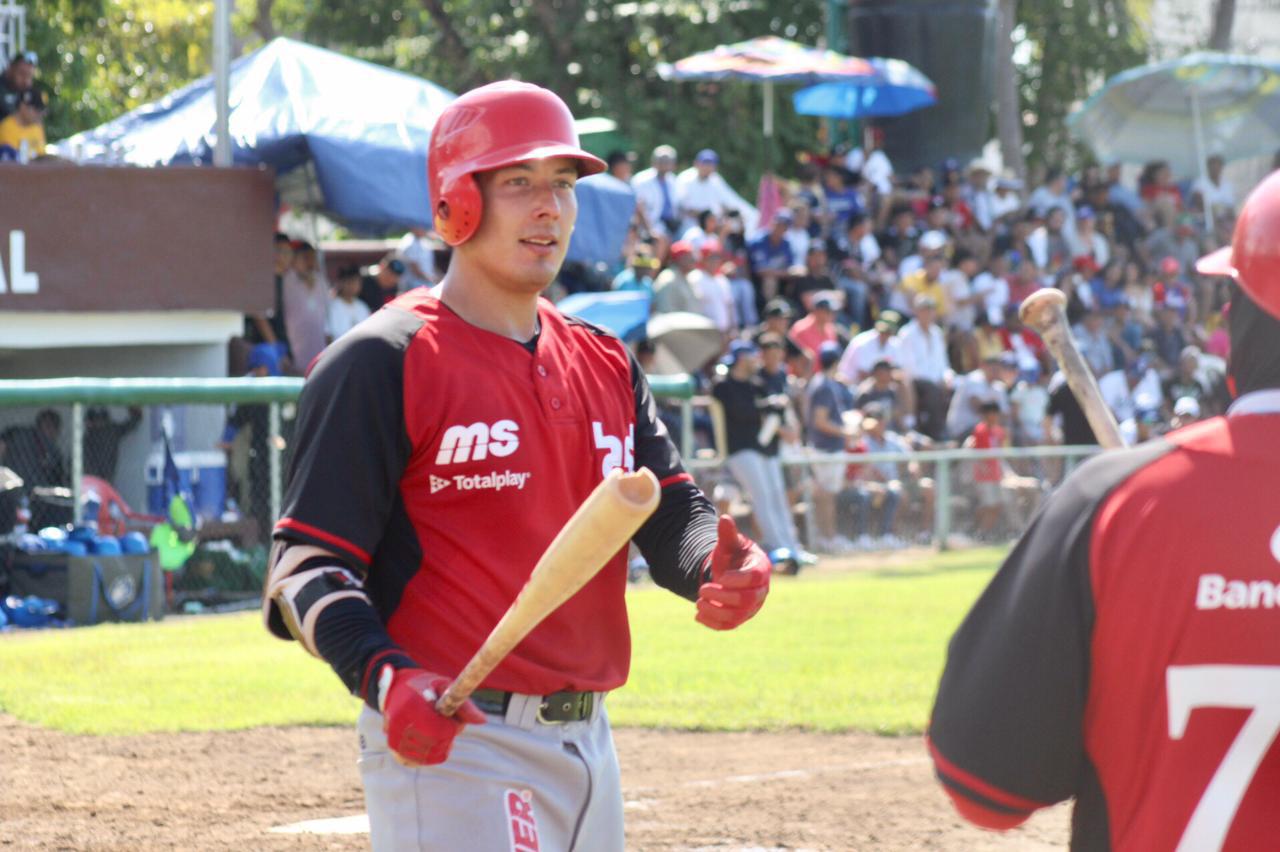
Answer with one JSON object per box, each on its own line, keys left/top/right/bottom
{"left": 927, "top": 440, "right": 1169, "bottom": 830}
{"left": 273, "top": 311, "right": 416, "bottom": 570}
{"left": 627, "top": 354, "right": 719, "bottom": 601}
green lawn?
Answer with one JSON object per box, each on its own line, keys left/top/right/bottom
{"left": 0, "top": 548, "right": 1004, "bottom": 736}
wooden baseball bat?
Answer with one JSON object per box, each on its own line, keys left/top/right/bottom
{"left": 1019, "top": 288, "right": 1127, "bottom": 449}
{"left": 435, "top": 467, "right": 661, "bottom": 716}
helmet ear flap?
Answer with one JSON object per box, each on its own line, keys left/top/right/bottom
{"left": 435, "top": 173, "right": 483, "bottom": 246}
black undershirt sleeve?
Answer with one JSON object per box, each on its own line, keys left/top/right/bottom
{"left": 626, "top": 353, "right": 719, "bottom": 601}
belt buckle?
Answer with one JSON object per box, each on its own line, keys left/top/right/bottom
{"left": 537, "top": 691, "right": 592, "bottom": 724}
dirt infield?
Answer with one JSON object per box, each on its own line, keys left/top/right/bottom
{"left": 0, "top": 715, "right": 1069, "bottom": 850}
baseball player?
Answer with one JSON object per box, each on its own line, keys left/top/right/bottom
{"left": 262, "top": 80, "right": 770, "bottom": 851}
{"left": 928, "top": 170, "right": 1280, "bottom": 850}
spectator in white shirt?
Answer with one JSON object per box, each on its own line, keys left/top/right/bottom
{"left": 946, "top": 353, "right": 1012, "bottom": 440}
{"left": 326, "top": 264, "right": 371, "bottom": 342}
{"left": 1099, "top": 356, "right": 1163, "bottom": 423}
{"left": 971, "top": 252, "right": 1012, "bottom": 326}
{"left": 396, "top": 226, "right": 438, "bottom": 289}
{"left": 844, "top": 126, "right": 894, "bottom": 198}
{"left": 838, "top": 309, "right": 903, "bottom": 385}
{"left": 991, "top": 176, "right": 1024, "bottom": 225}
{"left": 1072, "top": 308, "right": 1114, "bottom": 376}
{"left": 632, "top": 144, "right": 682, "bottom": 239}
{"left": 961, "top": 159, "right": 997, "bottom": 232}
{"left": 897, "top": 294, "right": 952, "bottom": 439}
{"left": 688, "top": 239, "right": 736, "bottom": 334}
{"left": 675, "top": 148, "right": 758, "bottom": 234}
{"left": 1067, "top": 205, "right": 1110, "bottom": 269}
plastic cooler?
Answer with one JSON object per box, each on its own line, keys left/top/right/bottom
{"left": 145, "top": 450, "right": 227, "bottom": 521}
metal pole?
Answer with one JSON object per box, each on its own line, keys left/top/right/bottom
{"left": 269, "top": 401, "right": 281, "bottom": 527}
{"left": 1189, "top": 88, "right": 1213, "bottom": 234}
{"left": 71, "top": 402, "right": 84, "bottom": 525}
{"left": 213, "top": 0, "right": 232, "bottom": 167}
{"left": 933, "top": 456, "right": 951, "bottom": 551}
{"left": 680, "top": 399, "right": 693, "bottom": 461}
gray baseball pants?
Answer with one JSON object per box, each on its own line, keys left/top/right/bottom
{"left": 357, "top": 692, "right": 622, "bottom": 851}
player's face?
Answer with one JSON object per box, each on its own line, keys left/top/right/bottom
{"left": 467, "top": 158, "right": 579, "bottom": 294}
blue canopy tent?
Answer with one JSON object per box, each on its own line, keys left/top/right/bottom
{"left": 57, "top": 37, "right": 634, "bottom": 261}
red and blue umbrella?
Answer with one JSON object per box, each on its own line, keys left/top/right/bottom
{"left": 792, "top": 58, "right": 937, "bottom": 119}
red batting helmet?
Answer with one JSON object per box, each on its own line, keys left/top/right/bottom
{"left": 1196, "top": 169, "right": 1280, "bottom": 321}
{"left": 428, "top": 81, "right": 606, "bottom": 246}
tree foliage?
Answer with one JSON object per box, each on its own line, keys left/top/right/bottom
{"left": 1013, "top": 0, "right": 1149, "bottom": 175}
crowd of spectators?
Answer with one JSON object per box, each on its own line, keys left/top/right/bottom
{"left": 574, "top": 132, "right": 1275, "bottom": 554}
{"left": 0, "top": 50, "right": 47, "bottom": 162}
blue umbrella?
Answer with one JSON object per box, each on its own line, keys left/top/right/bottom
{"left": 792, "top": 58, "right": 937, "bottom": 119}
{"left": 555, "top": 291, "right": 651, "bottom": 342}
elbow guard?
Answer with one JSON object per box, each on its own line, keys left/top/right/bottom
{"left": 263, "top": 543, "right": 371, "bottom": 657}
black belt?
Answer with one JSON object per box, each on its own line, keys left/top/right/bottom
{"left": 470, "top": 688, "right": 596, "bottom": 723}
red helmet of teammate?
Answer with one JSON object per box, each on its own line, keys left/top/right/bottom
{"left": 427, "top": 81, "right": 607, "bottom": 246}
{"left": 1196, "top": 169, "right": 1280, "bottom": 321}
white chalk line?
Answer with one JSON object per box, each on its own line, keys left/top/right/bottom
{"left": 268, "top": 756, "right": 930, "bottom": 835}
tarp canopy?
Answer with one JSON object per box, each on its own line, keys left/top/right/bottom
{"left": 57, "top": 37, "right": 635, "bottom": 261}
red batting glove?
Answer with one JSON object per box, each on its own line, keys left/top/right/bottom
{"left": 696, "top": 515, "right": 771, "bottom": 630}
{"left": 378, "top": 666, "right": 487, "bottom": 767}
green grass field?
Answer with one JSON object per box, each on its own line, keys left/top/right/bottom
{"left": 0, "top": 547, "right": 1005, "bottom": 736}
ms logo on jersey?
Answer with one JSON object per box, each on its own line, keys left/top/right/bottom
{"left": 437, "top": 420, "right": 520, "bottom": 465}
{"left": 593, "top": 422, "right": 634, "bottom": 478}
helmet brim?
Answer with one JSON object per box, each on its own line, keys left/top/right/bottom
{"left": 1195, "top": 245, "right": 1236, "bottom": 279}
{"left": 462, "top": 142, "right": 607, "bottom": 180}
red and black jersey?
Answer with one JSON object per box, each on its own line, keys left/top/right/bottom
{"left": 929, "top": 389, "right": 1280, "bottom": 851}
{"left": 275, "top": 289, "right": 717, "bottom": 696}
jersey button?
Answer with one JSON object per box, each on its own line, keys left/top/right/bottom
{"left": 536, "top": 365, "right": 548, "bottom": 378}
{"left": 550, "top": 397, "right": 562, "bottom": 410}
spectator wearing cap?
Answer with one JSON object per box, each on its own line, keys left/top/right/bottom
{"left": 652, "top": 240, "right": 701, "bottom": 314}
{"left": 1119, "top": 395, "right": 1163, "bottom": 445}
{"left": 897, "top": 228, "right": 948, "bottom": 285}
{"left": 896, "top": 294, "right": 951, "bottom": 440}
{"left": 839, "top": 309, "right": 903, "bottom": 385}
{"left": 327, "top": 264, "right": 372, "bottom": 342}
{"left": 0, "top": 50, "right": 37, "bottom": 120}
{"left": 631, "top": 144, "right": 682, "bottom": 240}
{"left": 878, "top": 204, "right": 922, "bottom": 271}
{"left": 605, "top": 149, "right": 636, "bottom": 183}
{"left": 804, "top": 340, "right": 859, "bottom": 553}
{"left": 782, "top": 203, "right": 813, "bottom": 264}
{"left": 746, "top": 209, "right": 796, "bottom": 304}
{"left": 788, "top": 295, "right": 841, "bottom": 369}
{"left": 358, "top": 256, "right": 405, "bottom": 315}
{"left": 712, "top": 340, "right": 812, "bottom": 562}
{"left": 723, "top": 250, "right": 759, "bottom": 330}
{"left": 970, "top": 252, "right": 1012, "bottom": 328}
{"left": 282, "top": 241, "right": 332, "bottom": 371}
{"left": 0, "top": 87, "right": 46, "bottom": 161}
{"left": 1027, "top": 168, "right": 1075, "bottom": 223}
{"left": 961, "top": 159, "right": 997, "bottom": 232}
{"left": 991, "top": 175, "right": 1025, "bottom": 225}
{"left": 1163, "top": 345, "right": 1217, "bottom": 416}
{"left": 1009, "top": 361, "right": 1051, "bottom": 446}
{"left": 1170, "top": 395, "right": 1202, "bottom": 430}
{"left": 848, "top": 403, "right": 920, "bottom": 548}
{"left": 612, "top": 243, "right": 660, "bottom": 296}
{"left": 946, "top": 352, "right": 1012, "bottom": 441}
{"left": 689, "top": 239, "right": 735, "bottom": 334}
{"left": 963, "top": 400, "right": 1013, "bottom": 536}
{"left": 1099, "top": 356, "right": 1163, "bottom": 424}
{"left": 1152, "top": 254, "right": 1197, "bottom": 326}
{"left": 675, "top": 148, "right": 757, "bottom": 234}
{"left": 84, "top": 405, "right": 143, "bottom": 482}
{"left": 854, "top": 360, "right": 904, "bottom": 431}
{"left": 1067, "top": 205, "right": 1111, "bottom": 269}
{"left": 1147, "top": 297, "right": 1191, "bottom": 374}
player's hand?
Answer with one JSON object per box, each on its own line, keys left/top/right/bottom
{"left": 696, "top": 515, "right": 770, "bottom": 631}
{"left": 378, "top": 666, "right": 486, "bottom": 767}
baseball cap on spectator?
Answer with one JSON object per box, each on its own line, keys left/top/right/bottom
{"left": 913, "top": 293, "right": 938, "bottom": 311}
{"left": 919, "top": 230, "right": 948, "bottom": 252}
{"left": 998, "top": 352, "right": 1019, "bottom": 369}
{"left": 772, "top": 208, "right": 795, "bottom": 226}
{"left": 695, "top": 149, "right": 719, "bottom": 165}
{"left": 996, "top": 176, "right": 1024, "bottom": 191}
{"left": 386, "top": 259, "right": 406, "bottom": 275}
{"left": 818, "top": 340, "right": 843, "bottom": 370}
{"left": 1076, "top": 205, "right": 1096, "bottom": 220}
{"left": 1173, "top": 396, "right": 1201, "bottom": 418}
{"left": 1073, "top": 255, "right": 1100, "bottom": 275}
{"left": 812, "top": 296, "right": 837, "bottom": 313}
{"left": 669, "top": 240, "right": 695, "bottom": 259}
{"left": 966, "top": 158, "right": 992, "bottom": 175}
{"left": 757, "top": 332, "right": 784, "bottom": 350}
{"left": 9, "top": 50, "right": 37, "bottom": 68}
{"left": 1160, "top": 256, "right": 1181, "bottom": 276}
{"left": 874, "top": 310, "right": 902, "bottom": 333}
{"left": 652, "top": 144, "right": 677, "bottom": 161}
{"left": 291, "top": 239, "right": 314, "bottom": 252}
{"left": 763, "top": 298, "right": 793, "bottom": 319}
{"left": 1127, "top": 356, "right": 1152, "bottom": 378}
{"left": 700, "top": 238, "right": 724, "bottom": 258}
{"left": 722, "top": 338, "right": 761, "bottom": 367}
